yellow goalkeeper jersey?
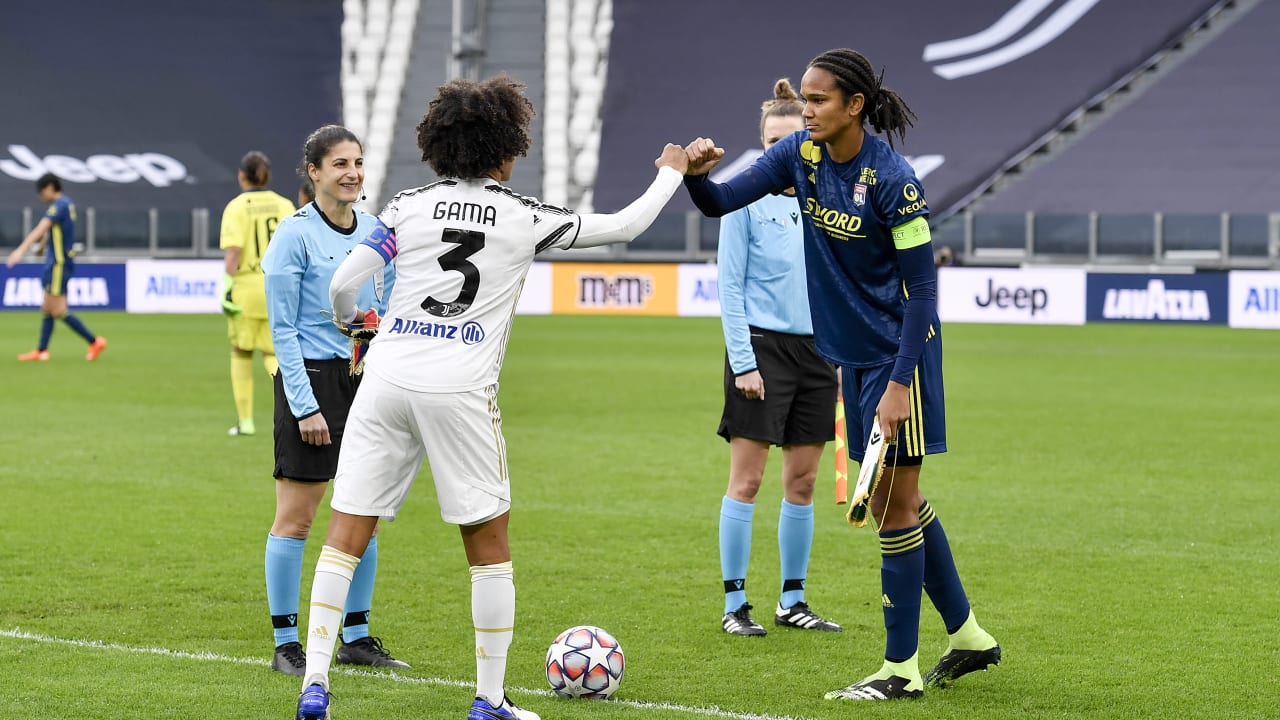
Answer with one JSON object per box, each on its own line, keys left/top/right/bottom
{"left": 220, "top": 189, "right": 296, "bottom": 318}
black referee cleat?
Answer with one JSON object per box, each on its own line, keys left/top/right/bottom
{"left": 721, "top": 603, "right": 767, "bottom": 636}
{"left": 272, "top": 641, "right": 306, "bottom": 676}
{"left": 924, "top": 645, "right": 1002, "bottom": 687}
{"left": 774, "top": 601, "right": 842, "bottom": 631}
{"left": 336, "top": 636, "right": 411, "bottom": 669}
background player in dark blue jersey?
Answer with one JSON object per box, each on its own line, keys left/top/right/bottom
{"left": 6, "top": 173, "right": 107, "bottom": 362}
{"left": 715, "top": 78, "right": 841, "bottom": 638}
{"left": 259, "top": 125, "right": 404, "bottom": 677}
{"left": 684, "top": 48, "right": 999, "bottom": 701}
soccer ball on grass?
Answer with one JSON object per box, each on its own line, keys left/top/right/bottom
{"left": 544, "top": 625, "right": 625, "bottom": 699}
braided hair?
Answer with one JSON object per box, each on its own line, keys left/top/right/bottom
{"left": 807, "top": 48, "right": 916, "bottom": 148}
{"left": 416, "top": 74, "right": 535, "bottom": 180}
{"left": 759, "top": 78, "right": 805, "bottom": 137}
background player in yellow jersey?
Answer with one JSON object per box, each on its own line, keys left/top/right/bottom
{"left": 220, "top": 151, "right": 295, "bottom": 436}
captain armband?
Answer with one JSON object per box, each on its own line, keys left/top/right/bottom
{"left": 891, "top": 216, "right": 931, "bottom": 250}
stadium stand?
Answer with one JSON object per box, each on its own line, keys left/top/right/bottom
{"left": 970, "top": 0, "right": 1278, "bottom": 265}
{"left": 0, "top": 0, "right": 341, "bottom": 253}
{"left": 2, "top": 0, "right": 1274, "bottom": 270}
{"left": 377, "top": 0, "right": 547, "bottom": 207}
{"left": 591, "top": 0, "right": 1220, "bottom": 217}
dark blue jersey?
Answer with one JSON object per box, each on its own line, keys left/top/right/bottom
{"left": 687, "top": 132, "right": 938, "bottom": 383}
{"left": 43, "top": 195, "right": 76, "bottom": 269}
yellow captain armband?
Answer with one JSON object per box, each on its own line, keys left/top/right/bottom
{"left": 891, "top": 216, "right": 931, "bottom": 250}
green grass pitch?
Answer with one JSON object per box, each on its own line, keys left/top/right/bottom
{"left": 1, "top": 312, "right": 1277, "bottom": 719}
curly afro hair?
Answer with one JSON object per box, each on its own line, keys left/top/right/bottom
{"left": 416, "top": 75, "right": 535, "bottom": 180}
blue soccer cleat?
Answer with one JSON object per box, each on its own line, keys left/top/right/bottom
{"left": 296, "top": 683, "right": 329, "bottom": 720}
{"left": 467, "top": 695, "right": 540, "bottom": 720}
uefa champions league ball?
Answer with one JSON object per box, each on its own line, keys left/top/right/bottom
{"left": 545, "top": 625, "right": 625, "bottom": 699}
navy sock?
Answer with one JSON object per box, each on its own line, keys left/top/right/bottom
{"left": 919, "top": 501, "right": 972, "bottom": 633}
{"left": 62, "top": 313, "right": 96, "bottom": 343}
{"left": 880, "top": 525, "right": 925, "bottom": 662}
{"left": 38, "top": 315, "right": 54, "bottom": 350}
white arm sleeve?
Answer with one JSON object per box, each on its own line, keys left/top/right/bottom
{"left": 573, "top": 166, "right": 683, "bottom": 248}
{"left": 329, "top": 243, "right": 387, "bottom": 322}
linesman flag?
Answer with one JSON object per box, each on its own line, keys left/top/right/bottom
{"left": 834, "top": 397, "right": 849, "bottom": 504}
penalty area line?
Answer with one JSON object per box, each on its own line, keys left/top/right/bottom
{"left": 1, "top": 628, "right": 811, "bottom": 720}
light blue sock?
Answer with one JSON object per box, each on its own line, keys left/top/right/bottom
{"left": 342, "top": 536, "right": 378, "bottom": 643}
{"left": 719, "top": 497, "right": 754, "bottom": 614}
{"left": 264, "top": 534, "right": 306, "bottom": 646}
{"left": 778, "top": 499, "right": 814, "bottom": 609}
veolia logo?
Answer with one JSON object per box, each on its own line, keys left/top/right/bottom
{"left": 0, "top": 144, "right": 190, "bottom": 187}
{"left": 923, "top": 0, "right": 1101, "bottom": 79}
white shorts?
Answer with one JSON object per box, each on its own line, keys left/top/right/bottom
{"left": 331, "top": 371, "right": 511, "bottom": 525}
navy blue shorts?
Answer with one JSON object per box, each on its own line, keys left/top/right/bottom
{"left": 841, "top": 335, "right": 946, "bottom": 466}
{"left": 42, "top": 262, "right": 72, "bottom": 296}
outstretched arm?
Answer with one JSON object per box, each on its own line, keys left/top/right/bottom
{"left": 572, "top": 143, "right": 688, "bottom": 248}
{"left": 681, "top": 137, "right": 779, "bottom": 218}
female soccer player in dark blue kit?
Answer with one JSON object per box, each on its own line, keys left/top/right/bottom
{"left": 684, "top": 48, "right": 1000, "bottom": 701}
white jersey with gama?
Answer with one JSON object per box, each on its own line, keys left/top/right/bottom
{"left": 363, "top": 178, "right": 582, "bottom": 392}
{"left": 328, "top": 167, "right": 682, "bottom": 524}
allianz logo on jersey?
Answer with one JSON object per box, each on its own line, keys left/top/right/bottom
{"left": 3, "top": 277, "right": 111, "bottom": 306}
{"left": 1102, "top": 279, "right": 1211, "bottom": 321}
{"left": 385, "top": 318, "right": 485, "bottom": 345}
{"left": 0, "top": 145, "right": 190, "bottom": 187}
{"left": 577, "top": 274, "right": 653, "bottom": 307}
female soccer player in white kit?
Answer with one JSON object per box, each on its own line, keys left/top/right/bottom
{"left": 294, "top": 75, "right": 690, "bottom": 720}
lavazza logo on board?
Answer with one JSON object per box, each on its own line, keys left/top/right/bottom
{"left": 0, "top": 145, "right": 190, "bottom": 187}
{"left": 1, "top": 263, "right": 127, "bottom": 311}
{"left": 1087, "top": 273, "right": 1227, "bottom": 324}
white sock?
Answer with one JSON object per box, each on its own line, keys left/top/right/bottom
{"left": 472, "top": 561, "right": 515, "bottom": 705}
{"left": 303, "top": 545, "right": 359, "bottom": 690}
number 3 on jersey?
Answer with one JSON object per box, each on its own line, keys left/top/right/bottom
{"left": 423, "top": 227, "right": 485, "bottom": 318}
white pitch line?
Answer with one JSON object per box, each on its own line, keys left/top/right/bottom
{"left": 1, "top": 628, "right": 812, "bottom": 720}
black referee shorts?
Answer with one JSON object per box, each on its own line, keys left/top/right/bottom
{"left": 273, "top": 359, "right": 361, "bottom": 481}
{"left": 717, "top": 327, "right": 838, "bottom": 446}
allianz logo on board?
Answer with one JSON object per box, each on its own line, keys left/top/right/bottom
{"left": 1240, "top": 285, "right": 1280, "bottom": 314}
{"left": 1102, "top": 279, "right": 1210, "bottom": 321}
{"left": 145, "top": 275, "right": 217, "bottom": 298}
{"left": 3, "top": 277, "right": 110, "bottom": 306}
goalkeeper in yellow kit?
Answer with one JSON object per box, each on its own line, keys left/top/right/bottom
{"left": 220, "top": 151, "right": 295, "bottom": 436}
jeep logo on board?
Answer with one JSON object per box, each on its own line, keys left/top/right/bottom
{"left": 0, "top": 144, "right": 190, "bottom": 187}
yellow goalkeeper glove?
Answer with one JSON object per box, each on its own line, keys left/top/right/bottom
{"left": 220, "top": 273, "right": 242, "bottom": 316}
